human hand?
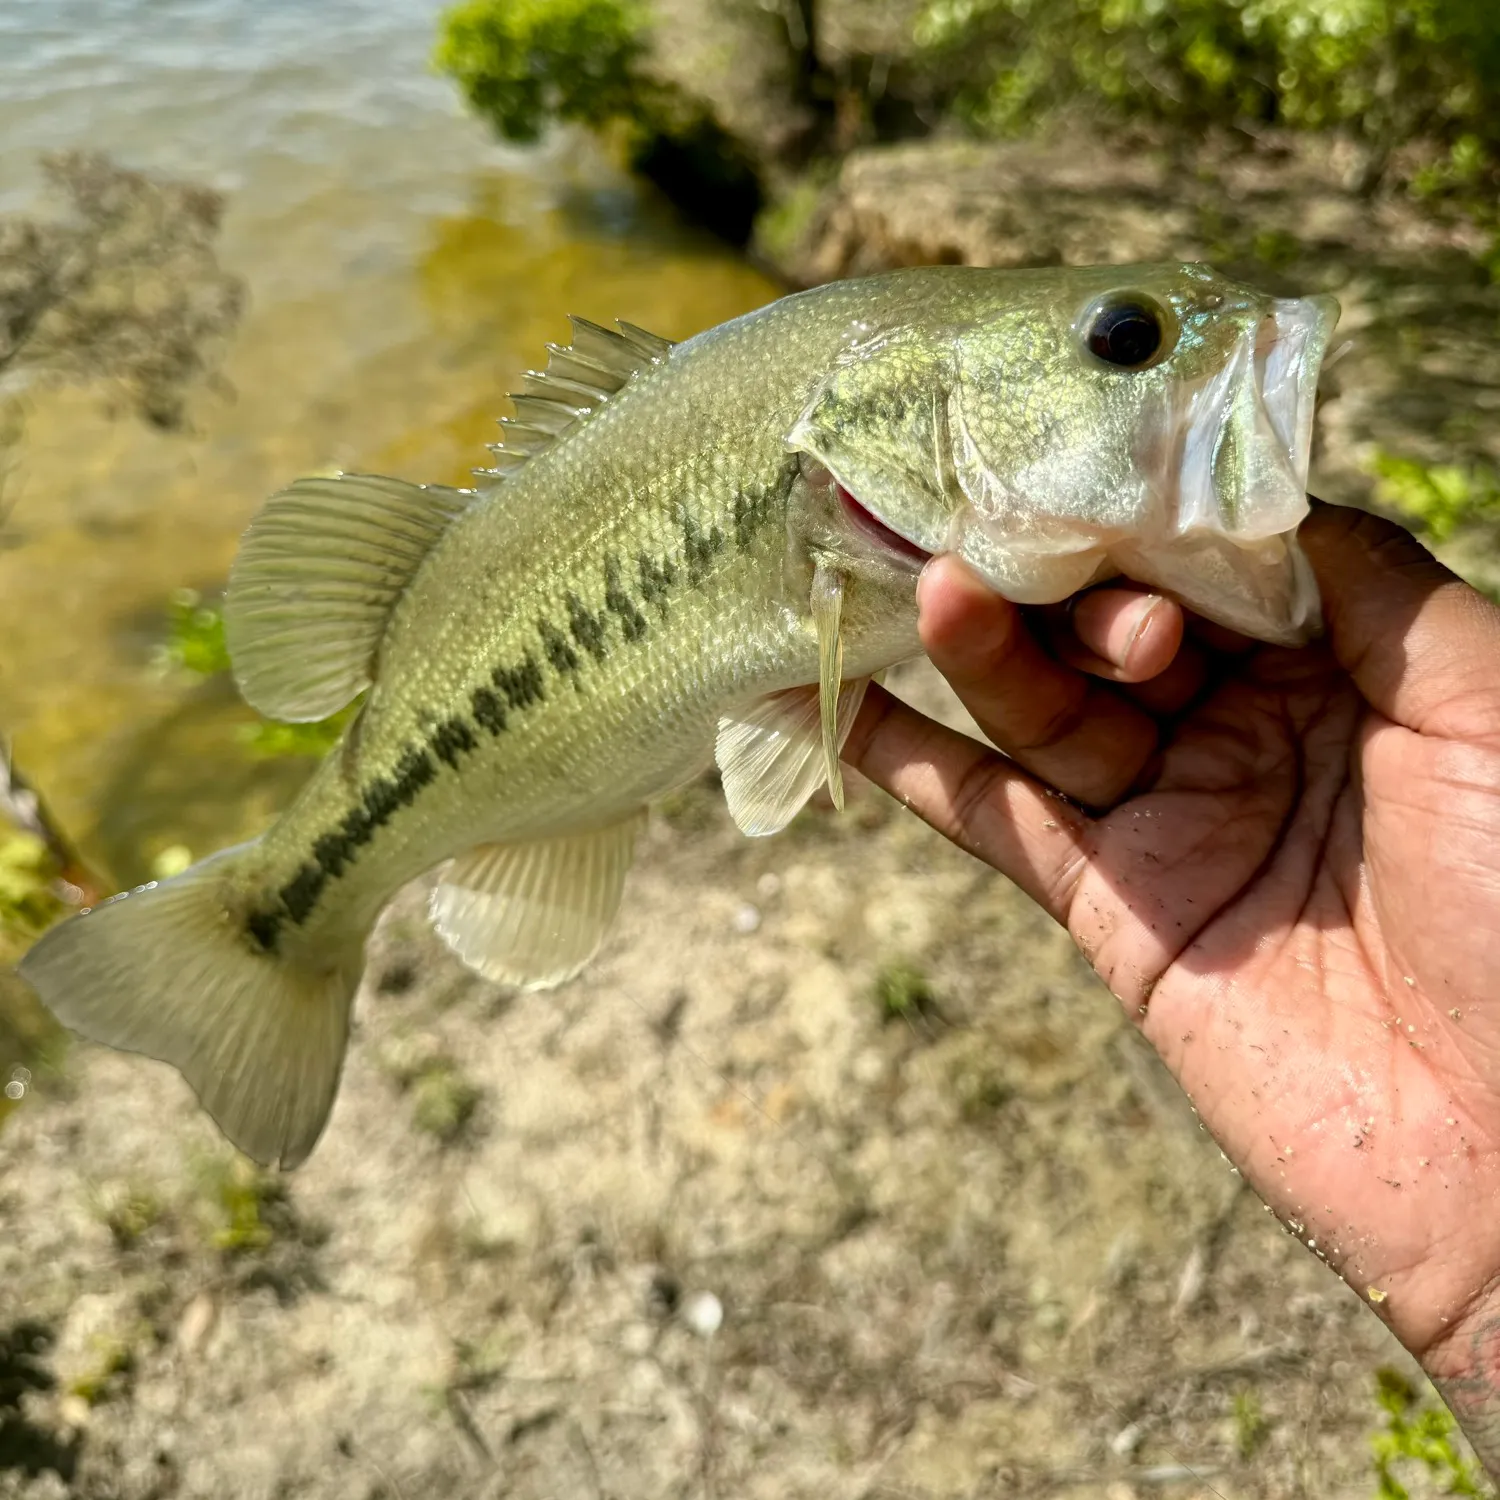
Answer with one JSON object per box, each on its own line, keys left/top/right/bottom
{"left": 844, "top": 502, "right": 1500, "bottom": 1474}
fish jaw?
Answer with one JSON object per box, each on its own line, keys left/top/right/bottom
{"left": 1118, "top": 291, "right": 1339, "bottom": 644}
{"left": 941, "top": 283, "right": 1340, "bottom": 642}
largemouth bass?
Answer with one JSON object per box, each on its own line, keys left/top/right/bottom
{"left": 19, "top": 263, "right": 1338, "bottom": 1168}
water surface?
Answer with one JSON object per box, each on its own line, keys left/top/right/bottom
{"left": 0, "top": 0, "right": 779, "bottom": 884}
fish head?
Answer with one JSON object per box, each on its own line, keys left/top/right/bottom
{"left": 787, "top": 264, "right": 1339, "bottom": 645}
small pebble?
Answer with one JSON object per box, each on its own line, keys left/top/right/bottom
{"left": 755, "top": 872, "right": 781, "bottom": 900}
{"left": 1368, "top": 1287, "right": 1388, "bottom": 1304}
{"left": 731, "top": 904, "right": 761, "bottom": 935}
{"left": 682, "top": 1290, "right": 724, "bottom": 1338}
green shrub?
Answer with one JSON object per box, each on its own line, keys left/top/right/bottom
{"left": 914, "top": 0, "right": 1500, "bottom": 195}
{"left": 434, "top": 0, "right": 762, "bottom": 240}
{"left": 434, "top": 0, "right": 650, "bottom": 143}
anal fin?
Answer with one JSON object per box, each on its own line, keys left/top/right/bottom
{"left": 715, "top": 678, "right": 871, "bottom": 837}
{"left": 429, "top": 812, "right": 647, "bottom": 990}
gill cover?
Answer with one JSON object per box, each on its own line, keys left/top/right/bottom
{"left": 788, "top": 266, "right": 1338, "bottom": 647}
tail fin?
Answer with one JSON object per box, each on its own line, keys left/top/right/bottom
{"left": 16, "top": 844, "right": 361, "bottom": 1169}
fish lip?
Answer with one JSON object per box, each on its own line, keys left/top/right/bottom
{"left": 1260, "top": 294, "right": 1340, "bottom": 488}
{"left": 834, "top": 482, "right": 934, "bottom": 568}
{"left": 1172, "top": 292, "right": 1340, "bottom": 540}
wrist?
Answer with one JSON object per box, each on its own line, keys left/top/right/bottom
{"left": 1420, "top": 1284, "right": 1500, "bottom": 1482}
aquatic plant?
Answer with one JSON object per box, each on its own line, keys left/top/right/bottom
{"left": 873, "top": 960, "right": 937, "bottom": 1023}
{"left": 0, "top": 151, "right": 244, "bottom": 432}
{"left": 161, "top": 591, "right": 351, "bottom": 759}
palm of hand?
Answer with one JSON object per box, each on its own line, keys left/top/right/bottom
{"left": 844, "top": 506, "right": 1500, "bottom": 1372}
{"left": 1076, "top": 637, "right": 1500, "bottom": 1359}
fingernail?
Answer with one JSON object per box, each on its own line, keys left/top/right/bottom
{"left": 1121, "top": 596, "right": 1162, "bottom": 665}
{"left": 916, "top": 552, "right": 947, "bottom": 610}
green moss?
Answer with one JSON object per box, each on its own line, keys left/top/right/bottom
{"left": 914, "top": 0, "right": 1500, "bottom": 247}
{"left": 1232, "top": 1388, "right": 1269, "bottom": 1460}
{"left": 753, "top": 173, "right": 829, "bottom": 266}
{"left": 197, "top": 1156, "right": 283, "bottom": 1255}
{"left": 1370, "top": 1367, "right": 1483, "bottom": 1498}
{"left": 411, "top": 1062, "right": 482, "bottom": 1144}
{"left": 873, "top": 961, "right": 936, "bottom": 1023}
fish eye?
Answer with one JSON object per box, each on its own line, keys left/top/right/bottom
{"left": 1081, "top": 295, "right": 1173, "bottom": 371}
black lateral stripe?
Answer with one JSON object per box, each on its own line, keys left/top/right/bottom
{"left": 430, "top": 715, "right": 478, "bottom": 768}
{"left": 637, "top": 551, "right": 676, "bottom": 616}
{"left": 471, "top": 685, "right": 507, "bottom": 735}
{"left": 681, "top": 511, "right": 725, "bottom": 585}
{"left": 567, "top": 591, "right": 609, "bottom": 661}
{"left": 604, "top": 555, "right": 648, "bottom": 640}
{"left": 494, "top": 652, "right": 545, "bottom": 708}
{"left": 538, "top": 615, "right": 579, "bottom": 676}
{"left": 240, "top": 488, "right": 776, "bottom": 950}
{"left": 246, "top": 907, "right": 282, "bottom": 952}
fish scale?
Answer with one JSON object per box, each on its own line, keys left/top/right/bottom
{"left": 17, "top": 263, "right": 1338, "bottom": 1168}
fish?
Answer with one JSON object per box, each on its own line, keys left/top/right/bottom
{"left": 18, "top": 263, "right": 1339, "bottom": 1168}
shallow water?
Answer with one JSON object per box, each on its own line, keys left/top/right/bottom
{"left": 0, "top": 0, "right": 779, "bottom": 886}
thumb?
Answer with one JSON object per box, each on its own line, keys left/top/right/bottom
{"left": 1299, "top": 500, "right": 1500, "bottom": 740}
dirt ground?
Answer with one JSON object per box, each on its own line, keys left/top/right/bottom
{"left": 5, "top": 128, "right": 1500, "bottom": 1500}
{"left": 0, "top": 659, "right": 1471, "bottom": 1500}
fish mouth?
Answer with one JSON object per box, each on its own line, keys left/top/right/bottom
{"left": 1176, "top": 293, "right": 1339, "bottom": 539}
{"left": 835, "top": 481, "right": 934, "bottom": 567}
{"left": 1258, "top": 294, "right": 1339, "bottom": 488}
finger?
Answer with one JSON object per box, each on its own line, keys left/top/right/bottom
{"left": 842, "top": 683, "right": 1085, "bottom": 923}
{"left": 1062, "top": 586, "right": 1185, "bottom": 682}
{"left": 917, "top": 555, "right": 1160, "bottom": 807}
{"left": 1300, "top": 501, "right": 1500, "bottom": 741}
{"left": 1115, "top": 636, "right": 1212, "bottom": 718}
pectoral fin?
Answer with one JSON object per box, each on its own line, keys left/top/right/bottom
{"left": 811, "top": 562, "right": 847, "bottom": 810}
{"left": 429, "top": 812, "right": 647, "bottom": 990}
{"left": 715, "top": 677, "right": 870, "bottom": 837}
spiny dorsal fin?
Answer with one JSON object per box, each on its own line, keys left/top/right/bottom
{"left": 225, "top": 473, "right": 474, "bottom": 722}
{"left": 474, "top": 315, "right": 674, "bottom": 483}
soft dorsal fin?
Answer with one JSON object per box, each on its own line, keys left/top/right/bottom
{"left": 225, "top": 473, "right": 473, "bottom": 723}
{"left": 474, "top": 315, "right": 674, "bottom": 482}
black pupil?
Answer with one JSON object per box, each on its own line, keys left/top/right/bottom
{"left": 1089, "top": 302, "right": 1163, "bottom": 368}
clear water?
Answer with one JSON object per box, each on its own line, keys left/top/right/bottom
{"left": 0, "top": 0, "right": 779, "bottom": 884}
